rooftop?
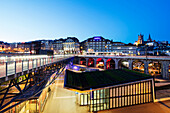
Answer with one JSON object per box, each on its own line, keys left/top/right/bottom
{"left": 64, "top": 69, "right": 153, "bottom": 91}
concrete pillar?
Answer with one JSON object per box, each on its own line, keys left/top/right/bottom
{"left": 104, "top": 59, "right": 107, "bottom": 70}
{"left": 94, "top": 59, "right": 96, "bottom": 67}
{"left": 78, "top": 57, "right": 81, "bottom": 65}
{"left": 161, "top": 61, "right": 169, "bottom": 79}
{"left": 128, "top": 59, "right": 133, "bottom": 70}
{"left": 114, "top": 59, "right": 119, "bottom": 69}
{"left": 86, "top": 58, "right": 88, "bottom": 66}
{"left": 144, "top": 60, "right": 149, "bottom": 75}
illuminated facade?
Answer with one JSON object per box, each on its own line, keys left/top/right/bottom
{"left": 63, "top": 37, "right": 80, "bottom": 54}
{"left": 81, "top": 36, "right": 137, "bottom": 55}
{"left": 52, "top": 38, "right": 65, "bottom": 54}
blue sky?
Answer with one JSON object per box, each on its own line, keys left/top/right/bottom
{"left": 0, "top": 0, "right": 170, "bottom": 43}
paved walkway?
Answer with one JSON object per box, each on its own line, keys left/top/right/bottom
{"left": 43, "top": 70, "right": 170, "bottom": 113}
{"left": 99, "top": 101, "right": 170, "bottom": 113}
{"left": 43, "top": 71, "right": 88, "bottom": 113}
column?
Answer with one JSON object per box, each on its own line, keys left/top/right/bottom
{"left": 94, "top": 59, "right": 96, "bottom": 68}
{"left": 78, "top": 57, "right": 81, "bottom": 65}
{"left": 114, "top": 59, "right": 119, "bottom": 69}
{"left": 86, "top": 58, "right": 88, "bottom": 66}
{"left": 104, "top": 59, "right": 107, "bottom": 70}
{"left": 144, "top": 60, "right": 149, "bottom": 75}
{"left": 128, "top": 59, "right": 133, "bottom": 70}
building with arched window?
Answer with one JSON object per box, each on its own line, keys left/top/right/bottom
{"left": 63, "top": 37, "right": 80, "bottom": 54}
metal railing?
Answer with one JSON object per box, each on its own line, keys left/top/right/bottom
{"left": 0, "top": 55, "right": 73, "bottom": 78}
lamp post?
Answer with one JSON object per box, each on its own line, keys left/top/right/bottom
{"left": 145, "top": 45, "right": 148, "bottom": 60}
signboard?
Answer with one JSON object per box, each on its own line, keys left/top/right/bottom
{"left": 94, "top": 37, "right": 101, "bottom": 40}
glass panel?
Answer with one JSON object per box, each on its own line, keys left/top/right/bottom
{"left": 116, "top": 98, "right": 118, "bottom": 107}
{"left": 7, "top": 62, "right": 15, "bottom": 75}
{"left": 133, "top": 96, "right": 135, "bottom": 105}
{"left": 145, "top": 94, "right": 149, "bottom": 103}
{"left": 136, "top": 95, "right": 139, "bottom": 104}
{"left": 0, "top": 62, "right": 6, "bottom": 77}
{"left": 84, "top": 94, "right": 88, "bottom": 105}
{"left": 145, "top": 82, "right": 149, "bottom": 93}
{"left": 148, "top": 81, "right": 151, "bottom": 93}
{"left": 29, "top": 60, "right": 32, "bottom": 69}
{"left": 37, "top": 59, "right": 40, "bottom": 67}
{"left": 119, "top": 87, "right": 121, "bottom": 97}
{"left": 122, "top": 86, "right": 124, "bottom": 96}
{"left": 133, "top": 84, "right": 135, "bottom": 95}
{"left": 113, "top": 88, "right": 115, "bottom": 97}
{"left": 125, "top": 97, "right": 127, "bottom": 106}
{"left": 116, "top": 88, "right": 118, "bottom": 97}
{"left": 122, "top": 95, "right": 124, "bottom": 107}
{"left": 80, "top": 94, "right": 84, "bottom": 105}
{"left": 110, "top": 88, "right": 112, "bottom": 97}
{"left": 16, "top": 61, "right": 22, "bottom": 73}
{"left": 141, "top": 82, "right": 144, "bottom": 94}
{"left": 128, "top": 96, "right": 130, "bottom": 106}
{"left": 113, "top": 98, "right": 115, "bottom": 108}
{"left": 23, "top": 61, "right": 28, "bottom": 71}
{"left": 110, "top": 98, "right": 112, "bottom": 108}
{"left": 33, "top": 60, "right": 36, "bottom": 68}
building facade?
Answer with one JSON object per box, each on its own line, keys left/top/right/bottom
{"left": 63, "top": 37, "right": 80, "bottom": 54}
{"left": 81, "top": 36, "right": 137, "bottom": 56}
{"left": 52, "top": 38, "right": 65, "bottom": 55}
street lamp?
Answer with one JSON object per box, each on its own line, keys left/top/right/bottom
{"left": 145, "top": 45, "right": 148, "bottom": 60}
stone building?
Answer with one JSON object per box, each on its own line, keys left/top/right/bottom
{"left": 63, "top": 37, "right": 80, "bottom": 54}
{"left": 80, "top": 36, "right": 137, "bottom": 56}
{"left": 52, "top": 38, "right": 65, "bottom": 55}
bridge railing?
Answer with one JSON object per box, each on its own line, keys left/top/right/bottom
{"left": 0, "top": 55, "right": 73, "bottom": 79}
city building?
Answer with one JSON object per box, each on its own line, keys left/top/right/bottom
{"left": 63, "top": 37, "right": 80, "bottom": 54}
{"left": 81, "top": 36, "right": 137, "bottom": 56}
{"left": 135, "top": 34, "right": 170, "bottom": 56}
{"left": 40, "top": 40, "right": 53, "bottom": 50}
{"left": 0, "top": 41, "right": 10, "bottom": 52}
{"left": 52, "top": 38, "right": 65, "bottom": 55}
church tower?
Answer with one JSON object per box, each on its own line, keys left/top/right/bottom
{"left": 137, "top": 34, "right": 144, "bottom": 45}
{"left": 147, "top": 34, "right": 152, "bottom": 42}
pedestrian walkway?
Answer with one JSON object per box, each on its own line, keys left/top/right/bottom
{"left": 43, "top": 70, "right": 88, "bottom": 113}
{"left": 98, "top": 100, "right": 170, "bottom": 113}
{"left": 43, "top": 70, "right": 170, "bottom": 113}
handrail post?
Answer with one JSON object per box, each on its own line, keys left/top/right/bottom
{"left": 32, "top": 59, "right": 34, "bottom": 68}
{"left": 22, "top": 60, "right": 23, "bottom": 72}
{"left": 15, "top": 61, "right": 16, "bottom": 74}
{"left": 6, "top": 62, "right": 8, "bottom": 77}
{"left": 36, "top": 59, "right": 38, "bottom": 67}
{"left": 28, "top": 60, "right": 29, "bottom": 70}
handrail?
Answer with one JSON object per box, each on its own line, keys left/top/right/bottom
{"left": 0, "top": 55, "right": 74, "bottom": 78}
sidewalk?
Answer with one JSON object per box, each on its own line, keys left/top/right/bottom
{"left": 43, "top": 71, "right": 88, "bottom": 113}
{"left": 99, "top": 100, "right": 170, "bottom": 113}
{"left": 43, "top": 71, "right": 170, "bottom": 113}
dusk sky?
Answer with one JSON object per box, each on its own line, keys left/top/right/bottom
{"left": 0, "top": 0, "right": 170, "bottom": 43}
